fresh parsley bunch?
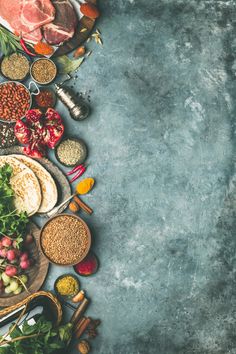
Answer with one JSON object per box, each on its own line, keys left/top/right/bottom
{"left": 0, "top": 165, "right": 29, "bottom": 240}
{"left": 0, "top": 315, "right": 73, "bottom": 354}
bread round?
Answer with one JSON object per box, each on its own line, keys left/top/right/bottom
{"left": 0, "top": 156, "right": 41, "bottom": 216}
{"left": 11, "top": 155, "right": 58, "bottom": 213}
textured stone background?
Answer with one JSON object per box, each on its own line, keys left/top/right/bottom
{"left": 43, "top": 0, "right": 236, "bottom": 353}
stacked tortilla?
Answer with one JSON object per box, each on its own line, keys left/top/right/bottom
{"left": 0, "top": 155, "right": 57, "bottom": 216}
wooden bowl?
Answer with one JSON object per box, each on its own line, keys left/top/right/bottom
{"left": 39, "top": 213, "right": 91, "bottom": 266}
{"left": 0, "top": 223, "right": 49, "bottom": 307}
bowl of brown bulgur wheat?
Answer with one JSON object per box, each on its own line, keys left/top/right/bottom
{"left": 40, "top": 214, "right": 91, "bottom": 265}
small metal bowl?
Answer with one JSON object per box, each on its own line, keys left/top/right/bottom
{"left": 0, "top": 51, "right": 31, "bottom": 82}
{"left": 33, "top": 87, "right": 57, "bottom": 111}
{"left": 54, "top": 273, "right": 80, "bottom": 300}
{"left": 30, "top": 58, "right": 57, "bottom": 85}
{"left": 55, "top": 137, "right": 88, "bottom": 167}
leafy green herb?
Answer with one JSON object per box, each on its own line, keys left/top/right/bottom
{"left": 54, "top": 55, "right": 84, "bottom": 74}
{"left": 0, "top": 315, "right": 73, "bottom": 354}
{"left": 0, "top": 165, "right": 29, "bottom": 241}
{"left": 0, "top": 26, "right": 22, "bottom": 56}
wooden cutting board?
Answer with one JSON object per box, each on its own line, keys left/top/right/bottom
{"left": 53, "top": 0, "right": 97, "bottom": 57}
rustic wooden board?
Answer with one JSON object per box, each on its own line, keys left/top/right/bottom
{"left": 0, "top": 146, "right": 71, "bottom": 216}
{"left": 0, "top": 223, "right": 49, "bottom": 307}
{"left": 53, "top": 0, "right": 97, "bottom": 57}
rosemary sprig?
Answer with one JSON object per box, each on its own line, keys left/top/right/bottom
{"left": 0, "top": 26, "right": 22, "bottom": 55}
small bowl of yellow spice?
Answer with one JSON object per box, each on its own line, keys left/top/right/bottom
{"left": 54, "top": 274, "right": 80, "bottom": 299}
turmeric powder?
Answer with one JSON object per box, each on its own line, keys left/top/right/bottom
{"left": 56, "top": 275, "right": 79, "bottom": 296}
{"left": 76, "top": 178, "right": 95, "bottom": 195}
{"left": 34, "top": 42, "right": 54, "bottom": 56}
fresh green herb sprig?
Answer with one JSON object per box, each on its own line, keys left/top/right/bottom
{"left": 0, "top": 164, "right": 29, "bottom": 241}
{"left": 0, "top": 315, "right": 73, "bottom": 353}
{"left": 0, "top": 26, "right": 22, "bottom": 56}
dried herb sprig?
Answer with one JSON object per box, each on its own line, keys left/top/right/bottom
{"left": 92, "top": 29, "right": 103, "bottom": 45}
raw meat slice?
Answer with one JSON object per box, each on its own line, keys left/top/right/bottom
{"left": 0, "top": 0, "right": 55, "bottom": 38}
{"left": 23, "top": 28, "right": 43, "bottom": 43}
{"left": 43, "top": 0, "right": 78, "bottom": 45}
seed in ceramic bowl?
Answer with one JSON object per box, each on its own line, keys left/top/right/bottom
{"left": 56, "top": 138, "right": 87, "bottom": 166}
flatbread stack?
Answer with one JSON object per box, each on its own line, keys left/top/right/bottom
{"left": 0, "top": 155, "right": 58, "bottom": 216}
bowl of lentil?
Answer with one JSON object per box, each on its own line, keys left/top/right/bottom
{"left": 30, "top": 58, "right": 57, "bottom": 85}
{"left": 40, "top": 213, "right": 91, "bottom": 266}
{"left": 0, "top": 81, "right": 40, "bottom": 123}
{"left": 0, "top": 52, "right": 31, "bottom": 82}
{"left": 55, "top": 137, "right": 88, "bottom": 167}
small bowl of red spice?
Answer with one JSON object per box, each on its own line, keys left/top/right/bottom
{"left": 34, "top": 88, "right": 56, "bottom": 110}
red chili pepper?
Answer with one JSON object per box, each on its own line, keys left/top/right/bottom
{"left": 66, "top": 164, "right": 84, "bottom": 176}
{"left": 70, "top": 166, "right": 86, "bottom": 183}
{"left": 20, "top": 38, "right": 37, "bottom": 57}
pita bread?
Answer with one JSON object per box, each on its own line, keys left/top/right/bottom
{"left": 0, "top": 156, "right": 41, "bottom": 216}
{"left": 12, "top": 155, "right": 58, "bottom": 213}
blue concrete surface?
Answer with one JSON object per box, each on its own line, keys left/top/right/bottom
{"left": 30, "top": 0, "right": 236, "bottom": 353}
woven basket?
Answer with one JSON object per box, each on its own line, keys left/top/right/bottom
{"left": 0, "top": 291, "right": 62, "bottom": 326}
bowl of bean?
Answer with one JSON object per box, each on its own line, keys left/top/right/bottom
{"left": 0, "top": 81, "right": 40, "bottom": 123}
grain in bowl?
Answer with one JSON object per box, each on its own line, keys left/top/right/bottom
{"left": 31, "top": 58, "right": 57, "bottom": 85}
{"left": 40, "top": 214, "right": 91, "bottom": 265}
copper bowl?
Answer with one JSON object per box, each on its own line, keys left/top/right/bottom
{"left": 39, "top": 213, "right": 91, "bottom": 266}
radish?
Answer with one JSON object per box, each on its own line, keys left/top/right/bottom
{"left": 2, "top": 272, "right": 10, "bottom": 284}
{"left": 9, "top": 280, "right": 19, "bottom": 292}
{"left": 2, "top": 237, "right": 12, "bottom": 248}
{"left": 12, "top": 240, "right": 18, "bottom": 249}
{"left": 5, "top": 265, "right": 18, "bottom": 277}
{"left": 0, "top": 248, "right": 7, "bottom": 258}
{"left": 14, "top": 286, "right": 22, "bottom": 295}
{"left": 20, "top": 252, "right": 29, "bottom": 262}
{"left": 7, "top": 249, "right": 16, "bottom": 261}
{"left": 20, "top": 259, "right": 30, "bottom": 270}
{"left": 19, "top": 274, "right": 28, "bottom": 284}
